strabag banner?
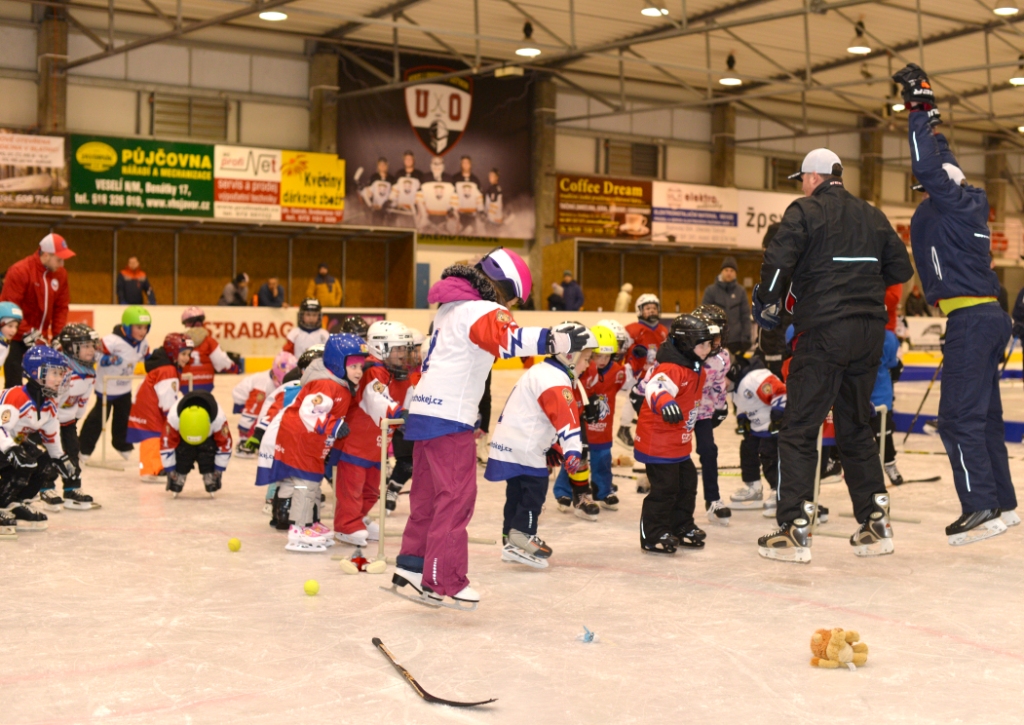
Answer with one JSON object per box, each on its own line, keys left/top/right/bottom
{"left": 337, "top": 51, "right": 534, "bottom": 240}
{"left": 0, "top": 131, "right": 69, "bottom": 210}
{"left": 556, "top": 175, "right": 652, "bottom": 239}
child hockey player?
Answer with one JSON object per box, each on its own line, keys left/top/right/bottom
{"left": 486, "top": 322, "right": 595, "bottom": 568}
{"left": 385, "top": 328, "right": 425, "bottom": 514}
{"left": 634, "top": 314, "right": 714, "bottom": 553}
{"left": 181, "top": 307, "right": 238, "bottom": 392}
{"left": 232, "top": 351, "right": 296, "bottom": 454}
{"left": 621, "top": 295, "right": 668, "bottom": 494}
{"left": 553, "top": 324, "right": 622, "bottom": 512}
{"left": 872, "top": 284, "right": 904, "bottom": 486}
{"left": 691, "top": 305, "right": 732, "bottom": 526}
{"left": 41, "top": 324, "right": 100, "bottom": 510}
{"left": 257, "top": 334, "right": 365, "bottom": 552}
{"left": 0, "top": 346, "right": 77, "bottom": 533}
{"left": 0, "top": 302, "right": 23, "bottom": 375}
{"left": 127, "top": 333, "right": 194, "bottom": 478}
{"left": 162, "top": 390, "right": 232, "bottom": 498}
{"left": 79, "top": 306, "right": 151, "bottom": 461}
{"left": 283, "top": 299, "right": 331, "bottom": 359}
{"left": 340, "top": 315, "right": 370, "bottom": 340}
{"left": 392, "top": 249, "right": 589, "bottom": 611}
{"left": 330, "top": 320, "right": 408, "bottom": 546}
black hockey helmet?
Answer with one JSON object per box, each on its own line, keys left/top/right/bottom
{"left": 726, "top": 354, "right": 753, "bottom": 387}
{"left": 670, "top": 314, "right": 714, "bottom": 357}
{"left": 55, "top": 323, "right": 99, "bottom": 365}
{"left": 297, "top": 298, "right": 323, "bottom": 332}
{"left": 297, "top": 343, "right": 325, "bottom": 371}
{"left": 693, "top": 304, "right": 727, "bottom": 352}
{"left": 340, "top": 315, "right": 369, "bottom": 339}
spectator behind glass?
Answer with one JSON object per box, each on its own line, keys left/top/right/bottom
{"left": 117, "top": 256, "right": 155, "bottom": 305}
{"left": 561, "top": 270, "right": 584, "bottom": 311}
{"left": 306, "top": 263, "right": 342, "bottom": 307}
{"left": 218, "top": 273, "right": 249, "bottom": 306}
{"left": 257, "top": 277, "right": 286, "bottom": 308}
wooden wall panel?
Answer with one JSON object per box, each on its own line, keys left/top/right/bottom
{"left": 541, "top": 239, "right": 575, "bottom": 309}
{"left": 661, "top": 254, "right": 698, "bottom": 314}
{"left": 386, "top": 235, "right": 414, "bottom": 308}
{"left": 237, "top": 236, "right": 290, "bottom": 304}
{"left": 178, "top": 233, "right": 233, "bottom": 306}
{"left": 0, "top": 225, "right": 49, "bottom": 279}
{"left": 117, "top": 231, "right": 174, "bottom": 306}
{"left": 623, "top": 252, "right": 660, "bottom": 309}
{"left": 68, "top": 229, "right": 114, "bottom": 304}
{"left": 291, "top": 237, "right": 344, "bottom": 306}
{"left": 579, "top": 249, "right": 618, "bottom": 312}
{"left": 344, "top": 239, "right": 386, "bottom": 308}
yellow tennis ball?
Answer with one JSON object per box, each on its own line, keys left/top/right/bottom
{"left": 304, "top": 579, "right": 320, "bottom": 596}
{"left": 228, "top": 538, "right": 241, "bottom": 552}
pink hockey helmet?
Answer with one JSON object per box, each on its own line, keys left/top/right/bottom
{"left": 271, "top": 351, "right": 297, "bottom": 385}
{"left": 181, "top": 306, "right": 205, "bottom": 326}
{"left": 476, "top": 247, "right": 532, "bottom": 302}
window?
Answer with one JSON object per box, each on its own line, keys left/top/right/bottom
{"left": 150, "top": 94, "right": 229, "bottom": 141}
{"left": 770, "top": 157, "right": 801, "bottom": 192}
{"left": 603, "top": 140, "right": 661, "bottom": 178}
{"left": 631, "top": 143, "right": 659, "bottom": 178}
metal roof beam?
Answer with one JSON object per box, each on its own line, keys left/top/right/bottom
{"left": 325, "top": 0, "right": 429, "bottom": 39}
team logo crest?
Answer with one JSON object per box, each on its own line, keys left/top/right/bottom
{"left": 404, "top": 67, "right": 472, "bottom": 155}
{"left": 562, "top": 388, "right": 574, "bottom": 404}
{"left": 171, "top": 381, "right": 178, "bottom": 392}
{"left": 311, "top": 394, "right": 324, "bottom": 406}
{"left": 760, "top": 382, "right": 773, "bottom": 398}
{"left": 372, "top": 381, "right": 386, "bottom": 394}
{"left": 496, "top": 311, "right": 511, "bottom": 323}
{"left": 0, "top": 410, "right": 10, "bottom": 424}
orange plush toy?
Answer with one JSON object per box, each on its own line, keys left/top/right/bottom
{"left": 810, "top": 628, "right": 869, "bottom": 669}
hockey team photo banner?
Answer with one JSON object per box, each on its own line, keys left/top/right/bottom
{"left": 336, "top": 51, "right": 535, "bottom": 241}
{"left": 0, "top": 130, "right": 69, "bottom": 210}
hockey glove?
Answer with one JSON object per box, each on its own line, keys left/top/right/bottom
{"left": 629, "top": 387, "right": 645, "bottom": 414}
{"left": 890, "top": 360, "right": 904, "bottom": 384}
{"left": 22, "top": 328, "right": 42, "bottom": 346}
{"left": 711, "top": 408, "right": 728, "bottom": 428}
{"left": 582, "top": 401, "right": 600, "bottom": 424}
{"left": 736, "top": 414, "right": 752, "bottom": 436}
{"left": 892, "top": 63, "right": 935, "bottom": 107}
{"left": 1012, "top": 325, "right": 1024, "bottom": 340}
{"left": 631, "top": 345, "right": 648, "bottom": 362}
{"left": 335, "top": 421, "right": 350, "bottom": 439}
{"left": 100, "top": 353, "right": 123, "bottom": 367}
{"left": 241, "top": 436, "right": 261, "bottom": 454}
{"left": 545, "top": 447, "right": 564, "bottom": 468}
{"left": 4, "top": 442, "right": 44, "bottom": 470}
{"left": 547, "top": 325, "right": 592, "bottom": 355}
{"left": 769, "top": 406, "right": 785, "bottom": 433}
{"left": 53, "top": 454, "right": 81, "bottom": 485}
{"left": 752, "top": 284, "right": 780, "bottom": 331}
{"left": 660, "top": 401, "right": 683, "bottom": 424}
{"left": 926, "top": 107, "right": 942, "bottom": 127}
{"left": 563, "top": 451, "right": 585, "bottom": 475}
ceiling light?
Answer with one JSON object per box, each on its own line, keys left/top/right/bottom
{"left": 1011, "top": 54, "right": 1024, "bottom": 85}
{"left": 641, "top": 4, "right": 669, "bottom": 16}
{"left": 259, "top": 11, "right": 288, "bottom": 21}
{"left": 847, "top": 20, "right": 871, "bottom": 55}
{"left": 892, "top": 102, "right": 905, "bottom": 112}
{"left": 1018, "top": 125, "right": 1024, "bottom": 133}
{"left": 719, "top": 52, "right": 742, "bottom": 86}
{"left": 516, "top": 21, "right": 541, "bottom": 57}
{"left": 995, "top": 1, "right": 1020, "bottom": 16}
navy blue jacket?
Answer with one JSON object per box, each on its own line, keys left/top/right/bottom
{"left": 908, "top": 112, "right": 1000, "bottom": 306}
{"left": 562, "top": 280, "right": 584, "bottom": 311}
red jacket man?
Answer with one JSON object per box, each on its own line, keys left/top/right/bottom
{"left": 0, "top": 233, "right": 74, "bottom": 384}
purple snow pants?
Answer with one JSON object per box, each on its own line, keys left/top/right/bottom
{"left": 399, "top": 431, "right": 478, "bottom": 596}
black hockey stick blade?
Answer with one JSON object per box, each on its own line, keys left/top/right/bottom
{"left": 900, "top": 475, "right": 942, "bottom": 484}
{"left": 372, "top": 638, "right": 497, "bottom": 708}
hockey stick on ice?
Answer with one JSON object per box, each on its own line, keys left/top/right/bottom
{"left": 902, "top": 360, "right": 942, "bottom": 445}
{"left": 372, "top": 638, "right": 497, "bottom": 708}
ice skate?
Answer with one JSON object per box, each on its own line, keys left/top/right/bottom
{"left": 762, "top": 494, "right": 777, "bottom": 518}
{"left": 202, "top": 472, "right": 222, "bottom": 497}
{"left": 556, "top": 496, "right": 572, "bottom": 512}
{"left": 730, "top": 481, "right": 763, "bottom": 510}
{"left": 423, "top": 584, "right": 480, "bottom": 611}
{"left": 285, "top": 525, "right": 329, "bottom": 552}
{"left": 572, "top": 489, "right": 600, "bottom": 521}
{"left": 117, "top": 449, "right": 132, "bottom": 462}
{"left": 336, "top": 529, "right": 369, "bottom": 547}
{"left": 616, "top": 425, "right": 634, "bottom": 448}
{"left": 37, "top": 490, "right": 64, "bottom": 512}
{"left": 641, "top": 531, "right": 678, "bottom": 554}
{"left": 884, "top": 462, "right": 904, "bottom": 487}
{"left": 946, "top": 509, "right": 1007, "bottom": 546}
{"left": 758, "top": 501, "right": 814, "bottom": 564}
{"left": 0, "top": 510, "right": 17, "bottom": 540}
{"left": 635, "top": 473, "right": 650, "bottom": 494}
{"left": 7, "top": 503, "right": 47, "bottom": 531}
{"left": 166, "top": 471, "right": 185, "bottom": 497}
{"left": 850, "top": 493, "right": 894, "bottom": 557}
{"left": 385, "top": 480, "right": 403, "bottom": 514}
{"left": 262, "top": 500, "right": 272, "bottom": 515}
{"left": 502, "top": 530, "right": 552, "bottom": 569}
{"left": 309, "top": 522, "right": 335, "bottom": 545}
{"left": 381, "top": 567, "right": 442, "bottom": 608}
{"left": 234, "top": 440, "right": 255, "bottom": 459}
{"left": 362, "top": 516, "right": 380, "bottom": 541}
{"left": 674, "top": 527, "right": 706, "bottom": 549}
{"left": 62, "top": 489, "right": 97, "bottom": 510}
{"left": 817, "top": 504, "right": 829, "bottom": 524}
{"left": 599, "top": 494, "right": 620, "bottom": 510}
{"left": 820, "top": 458, "right": 843, "bottom": 484}
{"left": 923, "top": 419, "right": 939, "bottom": 436}
{"left": 1002, "top": 510, "right": 1021, "bottom": 527}
{"left": 706, "top": 499, "right": 731, "bottom": 526}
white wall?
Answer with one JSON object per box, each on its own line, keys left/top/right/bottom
{"left": 555, "top": 133, "right": 596, "bottom": 173}
{"left": 735, "top": 152, "right": 765, "bottom": 189}
{"left": 665, "top": 146, "right": 711, "bottom": 184}
{"left": 0, "top": 77, "right": 36, "bottom": 127}
{"left": 239, "top": 102, "right": 309, "bottom": 150}
{"left": 67, "top": 86, "right": 137, "bottom": 136}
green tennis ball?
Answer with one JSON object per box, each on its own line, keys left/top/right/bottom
{"left": 304, "top": 579, "right": 320, "bottom": 596}
{"left": 228, "top": 538, "right": 241, "bottom": 552}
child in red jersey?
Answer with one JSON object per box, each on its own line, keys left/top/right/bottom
{"left": 634, "top": 314, "right": 715, "bottom": 554}
{"left": 181, "top": 307, "right": 237, "bottom": 392}
{"left": 330, "top": 321, "right": 409, "bottom": 546}
{"left": 384, "top": 327, "right": 424, "bottom": 514}
{"left": 618, "top": 293, "right": 667, "bottom": 448}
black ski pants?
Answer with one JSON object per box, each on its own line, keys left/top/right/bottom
{"left": 640, "top": 459, "right": 698, "bottom": 544}
{"left": 502, "top": 473, "right": 549, "bottom": 536}
{"left": 175, "top": 438, "right": 217, "bottom": 475}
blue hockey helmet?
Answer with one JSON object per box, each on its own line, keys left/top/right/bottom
{"left": 22, "top": 345, "right": 71, "bottom": 399}
{"left": 0, "top": 301, "right": 23, "bottom": 326}
{"left": 323, "top": 333, "right": 368, "bottom": 380}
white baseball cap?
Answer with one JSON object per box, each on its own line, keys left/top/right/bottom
{"left": 911, "top": 163, "right": 966, "bottom": 192}
{"left": 788, "top": 148, "right": 843, "bottom": 180}
{"left": 39, "top": 232, "right": 75, "bottom": 259}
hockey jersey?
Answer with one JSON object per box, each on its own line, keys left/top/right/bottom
{"left": 283, "top": 326, "right": 330, "bottom": 360}
{"left": 256, "top": 361, "right": 353, "bottom": 485}
{"left": 484, "top": 358, "right": 583, "bottom": 480}
{"left": 734, "top": 367, "right": 786, "bottom": 437}
{"left": 417, "top": 181, "right": 456, "bottom": 219}
{"left": 95, "top": 329, "right": 148, "bottom": 399}
{"left": 55, "top": 360, "right": 96, "bottom": 427}
{"left": 161, "top": 390, "right": 232, "bottom": 471}
{"left": 332, "top": 363, "right": 402, "bottom": 468}
{"left": 0, "top": 385, "right": 63, "bottom": 459}
{"left": 127, "top": 357, "right": 182, "bottom": 443}
{"left": 578, "top": 359, "right": 627, "bottom": 449}
{"left": 485, "top": 186, "right": 503, "bottom": 225}
{"left": 695, "top": 349, "right": 731, "bottom": 421}
{"left": 0, "top": 339, "right": 9, "bottom": 370}
{"left": 231, "top": 370, "right": 277, "bottom": 436}
{"left": 360, "top": 175, "right": 393, "bottom": 211}
{"left": 405, "top": 301, "right": 549, "bottom": 440}
{"left": 454, "top": 180, "right": 483, "bottom": 215}
{"left": 390, "top": 176, "right": 422, "bottom": 212}
{"left": 634, "top": 349, "right": 704, "bottom": 464}
{"left": 254, "top": 381, "right": 301, "bottom": 435}
{"left": 182, "top": 328, "right": 234, "bottom": 391}
{"left": 624, "top": 320, "right": 668, "bottom": 378}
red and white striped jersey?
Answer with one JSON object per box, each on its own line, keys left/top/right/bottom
{"left": 0, "top": 386, "right": 63, "bottom": 458}
{"left": 634, "top": 360, "right": 704, "bottom": 464}
{"left": 734, "top": 368, "right": 786, "bottom": 435}
{"left": 282, "top": 327, "right": 330, "bottom": 360}
{"left": 55, "top": 365, "right": 96, "bottom": 426}
{"left": 127, "top": 364, "right": 181, "bottom": 442}
{"left": 335, "top": 363, "right": 401, "bottom": 467}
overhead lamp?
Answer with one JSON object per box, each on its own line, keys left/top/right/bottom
{"left": 889, "top": 82, "right": 905, "bottom": 112}
{"left": 259, "top": 10, "right": 288, "bottom": 21}
{"left": 719, "top": 53, "right": 742, "bottom": 86}
{"left": 515, "top": 21, "right": 541, "bottom": 58}
{"left": 1011, "top": 55, "right": 1024, "bottom": 85}
{"left": 892, "top": 101, "right": 905, "bottom": 112}
{"left": 847, "top": 20, "right": 871, "bottom": 55}
{"left": 641, "top": 4, "right": 669, "bottom": 16}
{"left": 1018, "top": 125, "right": 1024, "bottom": 133}
{"left": 994, "top": 1, "right": 1020, "bottom": 16}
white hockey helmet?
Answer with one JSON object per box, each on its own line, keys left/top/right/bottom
{"left": 407, "top": 327, "right": 427, "bottom": 348}
{"left": 596, "top": 318, "right": 632, "bottom": 353}
{"left": 551, "top": 322, "right": 598, "bottom": 376}
{"left": 367, "top": 320, "right": 413, "bottom": 360}
{"left": 635, "top": 293, "right": 661, "bottom": 322}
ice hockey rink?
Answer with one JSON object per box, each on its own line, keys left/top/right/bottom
{"left": 4, "top": 371, "right": 1024, "bottom": 725}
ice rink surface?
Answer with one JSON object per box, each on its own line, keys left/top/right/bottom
{"left": 5, "top": 371, "right": 1024, "bottom": 725}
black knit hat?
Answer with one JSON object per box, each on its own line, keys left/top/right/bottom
{"left": 721, "top": 256, "right": 738, "bottom": 272}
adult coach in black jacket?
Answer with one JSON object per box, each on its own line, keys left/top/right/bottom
{"left": 751, "top": 148, "right": 914, "bottom": 564}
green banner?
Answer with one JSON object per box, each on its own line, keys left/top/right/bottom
{"left": 70, "top": 135, "right": 214, "bottom": 217}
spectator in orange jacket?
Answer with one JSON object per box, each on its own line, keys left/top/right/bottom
{"left": 117, "top": 256, "right": 156, "bottom": 305}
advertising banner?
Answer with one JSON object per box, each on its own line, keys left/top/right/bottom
{"left": 213, "top": 145, "right": 282, "bottom": 221}
{"left": 650, "top": 181, "right": 737, "bottom": 245}
{"left": 337, "top": 52, "right": 534, "bottom": 240}
{"left": 736, "top": 189, "right": 800, "bottom": 249}
{"left": 70, "top": 135, "right": 214, "bottom": 216}
{"left": 0, "top": 131, "right": 68, "bottom": 210}
{"left": 279, "top": 151, "right": 345, "bottom": 224}
{"left": 556, "top": 175, "right": 652, "bottom": 239}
